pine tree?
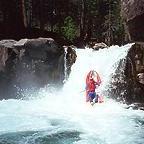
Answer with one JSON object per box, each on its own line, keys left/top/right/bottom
{"left": 102, "top": 0, "right": 125, "bottom": 45}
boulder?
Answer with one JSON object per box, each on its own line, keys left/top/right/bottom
{"left": 0, "top": 38, "right": 77, "bottom": 99}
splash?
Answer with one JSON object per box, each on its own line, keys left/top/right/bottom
{"left": 62, "top": 44, "right": 133, "bottom": 105}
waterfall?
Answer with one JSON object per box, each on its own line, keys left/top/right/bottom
{"left": 1, "top": 43, "right": 144, "bottom": 144}
{"left": 62, "top": 44, "right": 134, "bottom": 104}
{"left": 63, "top": 46, "right": 68, "bottom": 83}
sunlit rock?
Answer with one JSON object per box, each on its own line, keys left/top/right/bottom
{"left": 92, "top": 42, "right": 108, "bottom": 50}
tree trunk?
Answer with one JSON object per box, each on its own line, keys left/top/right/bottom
{"left": 21, "top": 0, "right": 27, "bottom": 28}
{"left": 80, "top": 0, "right": 85, "bottom": 38}
{"left": 39, "top": 0, "right": 44, "bottom": 30}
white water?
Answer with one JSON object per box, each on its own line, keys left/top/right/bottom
{"left": 0, "top": 44, "right": 144, "bottom": 144}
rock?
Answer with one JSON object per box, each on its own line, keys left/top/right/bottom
{"left": 0, "top": 47, "right": 8, "bottom": 71}
{"left": 25, "top": 38, "right": 60, "bottom": 60}
{"left": 0, "top": 40, "right": 17, "bottom": 48}
{"left": 92, "top": 42, "right": 108, "bottom": 50}
{"left": 14, "top": 39, "right": 28, "bottom": 47}
{"left": 127, "top": 103, "right": 144, "bottom": 110}
{"left": 137, "top": 73, "right": 144, "bottom": 84}
{"left": 63, "top": 45, "right": 77, "bottom": 78}
{"left": 0, "top": 38, "right": 76, "bottom": 99}
{"left": 121, "top": 0, "right": 144, "bottom": 21}
{"left": 121, "top": 0, "right": 144, "bottom": 42}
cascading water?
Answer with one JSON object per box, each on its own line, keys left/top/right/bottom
{"left": 63, "top": 46, "right": 68, "bottom": 83}
{"left": 0, "top": 44, "right": 144, "bottom": 144}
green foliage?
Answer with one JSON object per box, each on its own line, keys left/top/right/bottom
{"left": 61, "top": 16, "right": 77, "bottom": 42}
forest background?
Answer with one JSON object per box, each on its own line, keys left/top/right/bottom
{"left": 0, "top": 0, "right": 129, "bottom": 46}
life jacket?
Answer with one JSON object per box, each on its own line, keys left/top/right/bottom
{"left": 87, "top": 78, "right": 96, "bottom": 92}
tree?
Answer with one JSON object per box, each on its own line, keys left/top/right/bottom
{"left": 102, "top": 0, "right": 125, "bottom": 45}
{"left": 61, "top": 16, "right": 77, "bottom": 41}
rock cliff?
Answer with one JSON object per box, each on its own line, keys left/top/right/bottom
{"left": 0, "top": 38, "right": 76, "bottom": 99}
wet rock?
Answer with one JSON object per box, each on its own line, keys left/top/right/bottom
{"left": 114, "top": 43, "right": 144, "bottom": 106}
{"left": 64, "top": 45, "right": 77, "bottom": 77}
{"left": 126, "top": 103, "right": 144, "bottom": 111}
